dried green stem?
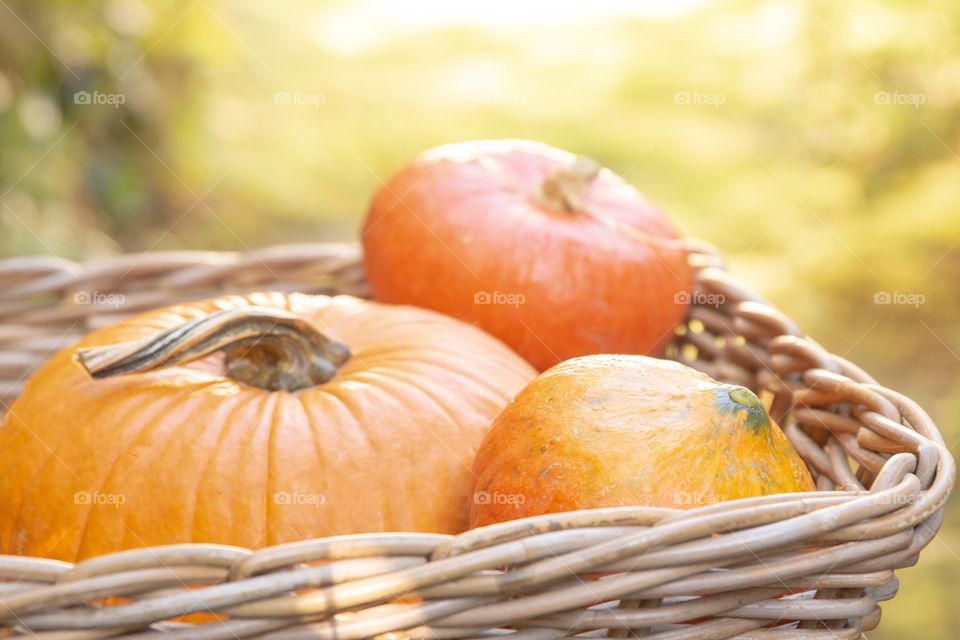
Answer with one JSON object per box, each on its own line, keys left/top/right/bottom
{"left": 537, "top": 155, "right": 602, "bottom": 213}
{"left": 77, "top": 307, "right": 350, "bottom": 392}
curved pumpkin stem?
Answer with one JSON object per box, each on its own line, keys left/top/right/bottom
{"left": 77, "top": 307, "right": 351, "bottom": 392}
{"left": 537, "top": 157, "right": 693, "bottom": 259}
{"left": 537, "top": 155, "right": 601, "bottom": 213}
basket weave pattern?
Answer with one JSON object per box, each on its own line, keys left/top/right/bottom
{"left": 0, "top": 243, "right": 954, "bottom": 639}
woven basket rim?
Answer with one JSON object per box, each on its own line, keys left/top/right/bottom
{"left": 0, "top": 240, "right": 954, "bottom": 638}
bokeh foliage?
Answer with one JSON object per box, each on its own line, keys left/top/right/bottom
{"left": 1, "top": 0, "right": 959, "bottom": 636}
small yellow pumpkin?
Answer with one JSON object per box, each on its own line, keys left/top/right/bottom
{"left": 470, "top": 354, "right": 814, "bottom": 527}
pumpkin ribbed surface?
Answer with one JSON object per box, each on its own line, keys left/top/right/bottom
{"left": 0, "top": 292, "right": 536, "bottom": 561}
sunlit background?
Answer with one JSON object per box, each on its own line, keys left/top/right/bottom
{"left": 2, "top": 1, "right": 959, "bottom": 636}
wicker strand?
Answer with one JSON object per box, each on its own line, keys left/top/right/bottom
{"left": 0, "top": 241, "right": 953, "bottom": 638}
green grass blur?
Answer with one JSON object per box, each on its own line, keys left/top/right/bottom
{"left": 1, "top": 1, "right": 958, "bottom": 636}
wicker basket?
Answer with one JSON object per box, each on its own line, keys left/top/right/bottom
{"left": 0, "top": 242, "right": 953, "bottom": 639}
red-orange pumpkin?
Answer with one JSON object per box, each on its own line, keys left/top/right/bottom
{"left": 0, "top": 292, "right": 535, "bottom": 561}
{"left": 362, "top": 139, "right": 694, "bottom": 371}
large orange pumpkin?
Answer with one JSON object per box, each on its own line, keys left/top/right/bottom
{"left": 362, "top": 139, "right": 694, "bottom": 371}
{"left": 470, "top": 355, "right": 814, "bottom": 528}
{"left": 0, "top": 292, "right": 535, "bottom": 561}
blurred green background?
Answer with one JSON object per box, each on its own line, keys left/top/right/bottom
{"left": 1, "top": 0, "right": 958, "bottom": 636}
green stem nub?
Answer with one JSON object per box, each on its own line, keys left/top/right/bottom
{"left": 728, "top": 387, "right": 762, "bottom": 409}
